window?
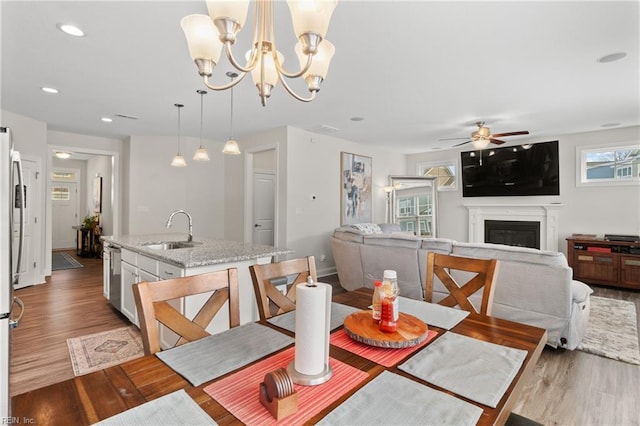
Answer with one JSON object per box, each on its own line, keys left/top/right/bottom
{"left": 395, "top": 193, "right": 433, "bottom": 236}
{"left": 51, "top": 170, "right": 77, "bottom": 181}
{"left": 417, "top": 161, "right": 457, "bottom": 191}
{"left": 52, "top": 186, "right": 70, "bottom": 201}
{"left": 577, "top": 144, "right": 640, "bottom": 186}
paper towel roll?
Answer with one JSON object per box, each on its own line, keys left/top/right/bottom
{"left": 293, "top": 282, "right": 332, "bottom": 376}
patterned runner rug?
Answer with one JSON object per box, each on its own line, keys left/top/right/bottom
{"left": 577, "top": 296, "right": 640, "bottom": 365}
{"left": 67, "top": 326, "right": 144, "bottom": 376}
{"left": 52, "top": 252, "right": 84, "bottom": 271}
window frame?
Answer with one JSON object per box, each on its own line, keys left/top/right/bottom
{"left": 416, "top": 159, "right": 458, "bottom": 191}
{"left": 576, "top": 143, "right": 640, "bottom": 187}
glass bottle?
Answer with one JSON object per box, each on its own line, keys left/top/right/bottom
{"left": 372, "top": 280, "right": 383, "bottom": 323}
{"left": 379, "top": 270, "right": 399, "bottom": 333}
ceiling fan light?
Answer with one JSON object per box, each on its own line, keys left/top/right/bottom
{"left": 472, "top": 137, "right": 490, "bottom": 150}
{"left": 222, "top": 139, "right": 241, "bottom": 155}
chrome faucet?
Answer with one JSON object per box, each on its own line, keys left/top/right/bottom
{"left": 166, "top": 209, "right": 193, "bottom": 242}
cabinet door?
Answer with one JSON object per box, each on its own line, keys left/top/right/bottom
{"left": 121, "top": 262, "right": 139, "bottom": 325}
{"left": 620, "top": 256, "right": 640, "bottom": 289}
{"left": 574, "top": 252, "right": 618, "bottom": 285}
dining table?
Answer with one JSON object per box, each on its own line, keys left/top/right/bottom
{"left": 12, "top": 287, "right": 547, "bottom": 425}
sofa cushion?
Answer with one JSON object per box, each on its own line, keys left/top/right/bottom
{"left": 420, "top": 238, "right": 455, "bottom": 254}
{"left": 452, "top": 241, "right": 568, "bottom": 268}
{"left": 378, "top": 223, "right": 402, "bottom": 233}
{"left": 364, "top": 233, "right": 422, "bottom": 249}
{"left": 350, "top": 223, "right": 383, "bottom": 234}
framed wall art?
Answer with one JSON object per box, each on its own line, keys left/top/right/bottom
{"left": 340, "top": 152, "right": 372, "bottom": 225}
{"left": 93, "top": 176, "right": 102, "bottom": 213}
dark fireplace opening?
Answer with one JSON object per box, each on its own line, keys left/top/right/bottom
{"left": 484, "top": 220, "right": 541, "bottom": 249}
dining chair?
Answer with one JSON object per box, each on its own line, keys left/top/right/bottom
{"left": 249, "top": 256, "right": 317, "bottom": 321}
{"left": 424, "top": 252, "right": 499, "bottom": 316}
{"left": 133, "top": 269, "right": 240, "bottom": 355}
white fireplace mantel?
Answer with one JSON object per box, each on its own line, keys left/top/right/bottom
{"left": 464, "top": 203, "right": 564, "bottom": 252}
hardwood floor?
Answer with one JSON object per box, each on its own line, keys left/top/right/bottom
{"left": 9, "top": 254, "right": 640, "bottom": 425}
{"left": 10, "top": 250, "right": 129, "bottom": 396}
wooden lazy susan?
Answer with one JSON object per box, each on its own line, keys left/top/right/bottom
{"left": 343, "top": 310, "right": 428, "bottom": 348}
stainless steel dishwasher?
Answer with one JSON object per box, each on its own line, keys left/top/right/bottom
{"left": 108, "top": 245, "right": 122, "bottom": 309}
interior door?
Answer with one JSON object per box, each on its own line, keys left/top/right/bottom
{"left": 12, "top": 159, "right": 38, "bottom": 289}
{"left": 52, "top": 182, "right": 78, "bottom": 249}
{"left": 252, "top": 172, "right": 275, "bottom": 246}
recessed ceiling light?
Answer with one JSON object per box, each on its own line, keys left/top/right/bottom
{"left": 597, "top": 52, "right": 627, "bottom": 63}
{"left": 101, "top": 117, "right": 113, "bottom": 123}
{"left": 350, "top": 117, "right": 365, "bottom": 122}
{"left": 601, "top": 122, "right": 621, "bottom": 128}
{"left": 41, "top": 87, "right": 59, "bottom": 94}
{"left": 57, "top": 23, "right": 85, "bottom": 37}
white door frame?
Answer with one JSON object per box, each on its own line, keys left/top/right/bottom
{"left": 46, "top": 145, "right": 120, "bottom": 274}
{"left": 17, "top": 155, "right": 45, "bottom": 286}
{"left": 51, "top": 167, "right": 81, "bottom": 250}
{"left": 243, "top": 144, "right": 279, "bottom": 247}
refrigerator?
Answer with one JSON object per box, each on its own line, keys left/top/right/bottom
{"left": 1, "top": 126, "right": 25, "bottom": 418}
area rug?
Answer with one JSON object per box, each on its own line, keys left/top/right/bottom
{"left": 577, "top": 295, "right": 640, "bottom": 365}
{"left": 67, "top": 326, "right": 144, "bottom": 376}
{"left": 52, "top": 252, "right": 84, "bottom": 271}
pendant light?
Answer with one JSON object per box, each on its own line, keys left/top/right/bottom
{"left": 222, "top": 72, "right": 241, "bottom": 155}
{"left": 171, "top": 103, "right": 187, "bottom": 167}
{"left": 193, "top": 89, "right": 210, "bottom": 161}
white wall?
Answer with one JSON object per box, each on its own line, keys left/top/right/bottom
{"left": 125, "top": 135, "right": 225, "bottom": 239}
{"left": 407, "top": 126, "right": 640, "bottom": 256}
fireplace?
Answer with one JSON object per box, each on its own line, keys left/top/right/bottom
{"left": 465, "top": 203, "right": 563, "bottom": 251}
{"left": 484, "top": 220, "right": 541, "bottom": 249}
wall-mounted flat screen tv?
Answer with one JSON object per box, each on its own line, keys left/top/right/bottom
{"left": 461, "top": 140, "right": 560, "bottom": 197}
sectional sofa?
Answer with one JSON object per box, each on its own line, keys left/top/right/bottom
{"left": 331, "top": 223, "right": 593, "bottom": 349}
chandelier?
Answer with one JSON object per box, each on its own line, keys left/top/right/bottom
{"left": 181, "top": 0, "right": 337, "bottom": 106}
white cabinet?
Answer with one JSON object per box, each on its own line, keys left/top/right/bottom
{"left": 121, "top": 260, "right": 139, "bottom": 325}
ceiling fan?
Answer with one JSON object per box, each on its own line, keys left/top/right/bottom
{"left": 442, "top": 122, "right": 529, "bottom": 149}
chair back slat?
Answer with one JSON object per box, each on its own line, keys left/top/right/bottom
{"left": 133, "top": 268, "right": 240, "bottom": 355}
{"left": 425, "top": 252, "right": 499, "bottom": 316}
{"left": 249, "top": 256, "right": 317, "bottom": 320}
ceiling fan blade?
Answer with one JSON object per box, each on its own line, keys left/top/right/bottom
{"left": 490, "top": 130, "right": 529, "bottom": 138}
{"left": 438, "top": 137, "right": 469, "bottom": 141}
{"left": 453, "top": 140, "right": 472, "bottom": 147}
{"left": 490, "top": 138, "right": 506, "bottom": 145}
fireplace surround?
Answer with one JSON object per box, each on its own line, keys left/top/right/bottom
{"left": 466, "top": 204, "right": 563, "bottom": 252}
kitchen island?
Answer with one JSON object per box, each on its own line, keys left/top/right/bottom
{"left": 101, "top": 233, "right": 292, "bottom": 347}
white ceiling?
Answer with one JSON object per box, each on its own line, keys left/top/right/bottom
{"left": 1, "top": 1, "right": 638, "bottom": 154}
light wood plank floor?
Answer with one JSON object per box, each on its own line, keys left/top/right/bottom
{"left": 10, "top": 253, "right": 640, "bottom": 425}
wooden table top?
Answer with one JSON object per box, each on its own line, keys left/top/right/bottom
{"left": 12, "top": 288, "right": 547, "bottom": 426}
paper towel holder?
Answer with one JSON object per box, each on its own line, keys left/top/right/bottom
{"left": 286, "top": 361, "right": 332, "bottom": 386}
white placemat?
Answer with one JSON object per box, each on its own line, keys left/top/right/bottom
{"left": 399, "top": 332, "right": 527, "bottom": 408}
{"left": 93, "top": 389, "right": 217, "bottom": 425}
{"left": 398, "top": 296, "right": 469, "bottom": 330}
{"left": 156, "top": 322, "right": 293, "bottom": 386}
{"left": 318, "top": 371, "right": 482, "bottom": 425}
{"left": 267, "top": 302, "right": 360, "bottom": 333}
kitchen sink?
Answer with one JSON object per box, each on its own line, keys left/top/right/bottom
{"left": 142, "top": 241, "right": 203, "bottom": 250}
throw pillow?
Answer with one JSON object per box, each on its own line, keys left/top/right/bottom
{"left": 351, "top": 223, "right": 383, "bottom": 234}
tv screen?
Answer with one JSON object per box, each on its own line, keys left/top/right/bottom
{"left": 461, "top": 140, "right": 560, "bottom": 197}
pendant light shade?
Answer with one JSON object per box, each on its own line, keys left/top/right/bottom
{"left": 193, "top": 89, "right": 210, "bottom": 161}
{"left": 171, "top": 103, "right": 187, "bottom": 167}
{"left": 222, "top": 72, "right": 241, "bottom": 155}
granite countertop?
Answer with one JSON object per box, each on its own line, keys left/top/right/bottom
{"left": 101, "top": 233, "right": 293, "bottom": 269}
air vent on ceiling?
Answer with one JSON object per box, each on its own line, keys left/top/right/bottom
{"left": 115, "top": 113, "right": 139, "bottom": 120}
{"left": 309, "top": 124, "right": 339, "bottom": 134}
